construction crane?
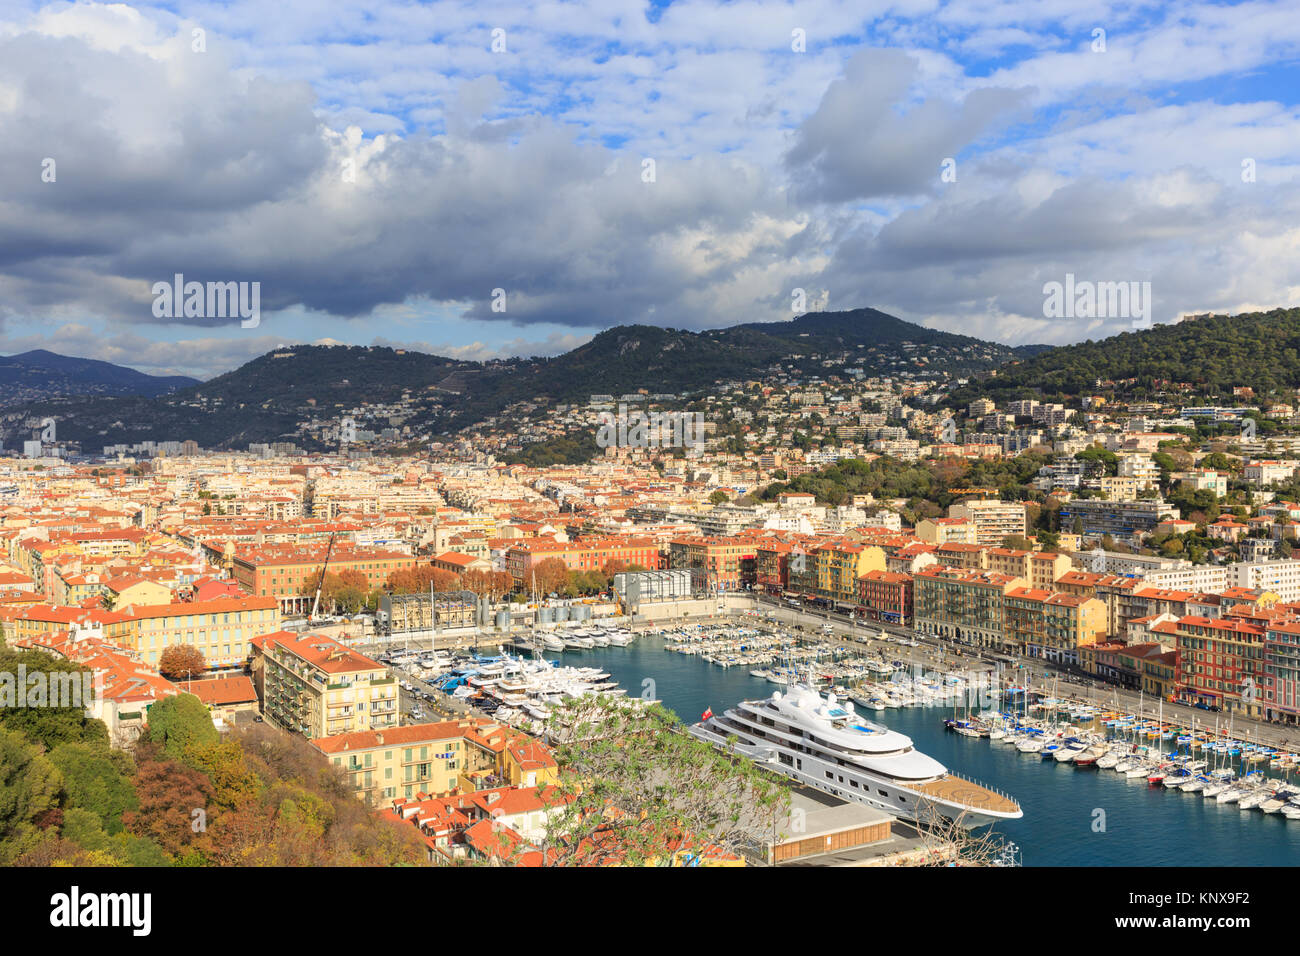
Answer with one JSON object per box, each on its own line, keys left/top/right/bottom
{"left": 309, "top": 531, "right": 338, "bottom": 624}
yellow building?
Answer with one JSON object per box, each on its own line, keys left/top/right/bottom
{"left": 1004, "top": 587, "right": 1107, "bottom": 665}
{"left": 916, "top": 518, "right": 975, "bottom": 545}
{"left": 814, "top": 541, "right": 886, "bottom": 607}
{"left": 986, "top": 549, "right": 1072, "bottom": 590}
{"left": 121, "top": 596, "right": 281, "bottom": 669}
{"left": 251, "top": 629, "right": 397, "bottom": 739}
{"left": 313, "top": 719, "right": 558, "bottom": 803}
{"left": 104, "top": 575, "right": 174, "bottom": 608}
{"left": 913, "top": 567, "right": 1026, "bottom": 649}
{"left": 51, "top": 570, "right": 107, "bottom": 607}
{"left": 0, "top": 604, "right": 135, "bottom": 645}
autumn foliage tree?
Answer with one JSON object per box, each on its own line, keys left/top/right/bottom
{"left": 158, "top": 644, "right": 207, "bottom": 681}
{"left": 385, "top": 565, "right": 462, "bottom": 594}
{"left": 461, "top": 568, "right": 516, "bottom": 600}
{"left": 303, "top": 567, "right": 376, "bottom": 615}
{"left": 122, "top": 751, "right": 215, "bottom": 857}
{"left": 530, "top": 557, "right": 570, "bottom": 596}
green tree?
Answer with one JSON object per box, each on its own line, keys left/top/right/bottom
{"left": 142, "top": 694, "right": 219, "bottom": 762}
{"left": 0, "top": 728, "right": 62, "bottom": 851}
{"left": 538, "top": 697, "right": 789, "bottom": 866}
{"left": 0, "top": 649, "right": 108, "bottom": 748}
{"left": 186, "top": 739, "right": 261, "bottom": 813}
{"left": 48, "top": 742, "right": 138, "bottom": 834}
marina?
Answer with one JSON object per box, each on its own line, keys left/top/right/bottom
{"left": 546, "top": 626, "right": 1300, "bottom": 866}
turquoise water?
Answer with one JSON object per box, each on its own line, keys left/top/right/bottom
{"left": 556, "top": 636, "right": 1300, "bottom": 866}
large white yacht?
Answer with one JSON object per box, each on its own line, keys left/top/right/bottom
{"left": 689, "top": 684, "right": 1022, "bottom": 827}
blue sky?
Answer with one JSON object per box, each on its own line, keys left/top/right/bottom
{"left": 1, "top": 0, "right": 1298, "bottom": 378}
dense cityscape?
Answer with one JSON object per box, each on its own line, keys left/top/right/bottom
{"left": 4, "top": 0, "right": 1296, "bottom": 937}
{"left": 7, "top": 348, "right": 1300, "bottom": 872}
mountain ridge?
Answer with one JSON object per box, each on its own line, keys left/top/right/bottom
{"left": 28, "top": 304, "right": 1269, "bottom": 452}
{"left": 0, "top": 349, "right": 199, "bottom": 408}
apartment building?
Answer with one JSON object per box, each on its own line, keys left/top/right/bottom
{"left": 667, "top": 536, "right": 756, "bottom": 592}
{"left": 313, "top": 720, "right": 497, "bottom": 803}
{"left": 1, "top": 603, "right": 135, "bottom": 646}
{"left": 120, "top": 595, "right": 281, "bottom": 669}
{"left": 985, "top": 548, "right": 1072, "bottom": 590}
{"left": 1058, "top": 499, "right": 1178, "bottom": 539}
{"left": 1263, "top": 622, "right": 1300, "bottom": 723}
{"left": 1244, "top": 460, "right": 1299, "bottom": 487}
{"left": 1172, "top": 470, "right": 1229, "bottom": 497}
{"left": 1003, "top": 588, "right": 1107, "bottom": 664}
{"left": 947, "top": 499, "right": 1028, "bottom": 546}
{"left": 251, "top": 630, "right": 398, "bottom": 739}
{"left": 317, "top": 720, "right": 559, "bottom": 805}
{"left": 1097, "top": 476, "right": 1140, "bottom": 501}
{"left": 913, "top": 567, "right": 1026, "bottom": 649}
{"left": 1116, "top": 453, "right": 1161, "bottom": 489}
{"left": 1074, "top": 548, "right": 1187, "bottom": 577}
{"left": 813, "top": 540, "right": 886, "bottom": 608}
{"left": 1173, "top": 616, "right": 1267, "bottom": 717}
{"left": 856, "top": 570, "right": 913, "bottom": 626}
{"left": 916, "top": 517, "right": 975, "bottom": 545}
{"left": 931, "top": 542, "right": 988, "bottom": 571}
{"left": 754, "top": 540, "right": 797, "bottom": 594}
{"left": 1234, "top": 560, "right": 1300, "bottom": 602}
{"left": 230, "top": 543, "right": 418, "bottom": 615}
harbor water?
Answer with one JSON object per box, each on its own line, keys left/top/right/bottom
{"left": 557, "top": 635, "right": 1300, "bottom": 866}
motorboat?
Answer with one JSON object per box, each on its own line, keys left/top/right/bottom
{"left": 690, "top": 684, "right": 1023, "bottom": 827}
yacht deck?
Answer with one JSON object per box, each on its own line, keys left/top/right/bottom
{"left": 915, "top": 777, "right": 1021, "bottom": 816}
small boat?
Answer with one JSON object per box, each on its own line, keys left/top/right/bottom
{"left": 1239, "top": 789, "right": 1269, "bottom": 810}
{"left": 1073, "top": 748, "right": 1103, "bottom": 768}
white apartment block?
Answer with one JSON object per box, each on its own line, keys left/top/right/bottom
{"left": 1076, "top": 550, "right": 1190, "bottom": 577}
{"left": 1140, "top": 560, "right": 1300, "bottom": 602}
{"left": 1116, "top": 453, "right": 1161, "bottom": 488}
{"left": 947, "top": 499, "right": 1028, "bottom": 545}
{"left": 1234, "top": 560, "right": 1300, "bottom": 601}
{"left": 1141, "top": 565, "right": 1229, "bottom": 593}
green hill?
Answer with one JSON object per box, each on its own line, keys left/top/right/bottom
{"left": 958, "top": 308, "right": 1300, "bottom": 404}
